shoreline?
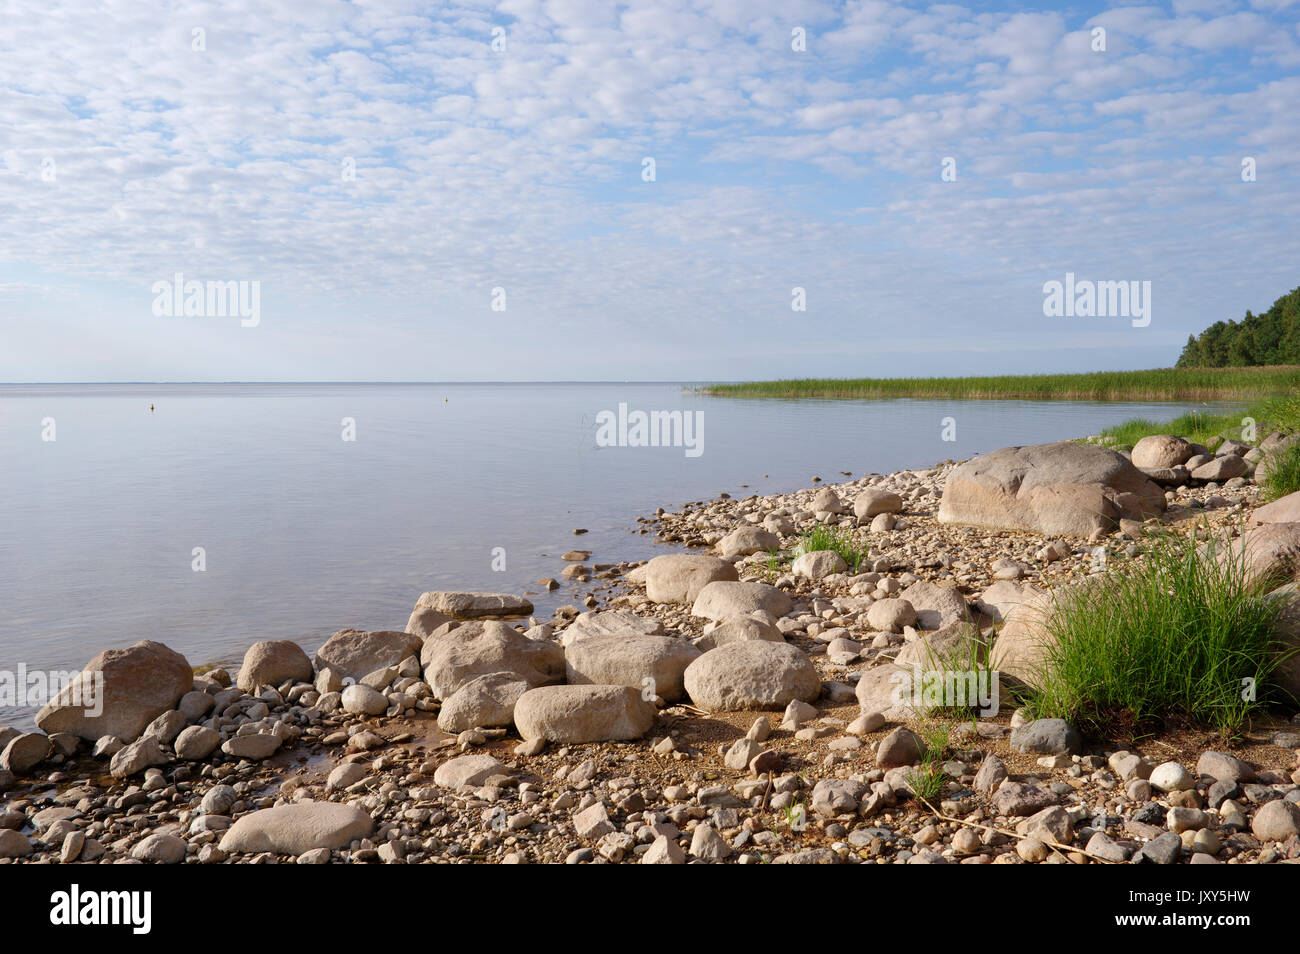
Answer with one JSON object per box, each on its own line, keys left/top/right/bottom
{"left": 2, "top": 429, "right": 1300, "bottom": 865}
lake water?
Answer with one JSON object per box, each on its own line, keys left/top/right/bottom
{"left": 0, "top": 382, "right": 1232, "bottom": 727}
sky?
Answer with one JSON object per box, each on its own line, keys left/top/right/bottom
{"left": 1, "top": 0, "right": 1299, "bottom": 382}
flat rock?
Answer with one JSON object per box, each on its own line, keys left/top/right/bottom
{"left": 433, "top": 754, "right": 508, "bottom": 788}
{"left": 421, "top": 620, "right": 565, "bottom": 700}
{"left": 564, "top": 634, "right": 700, "bottom": 703}
{"left": 219, "top": 802, "right": 374, "bottom": 856}
{"left": 314, "top": 629, "right": 422, "bottom": 681}
{"left": 414, "top": 591, "right": 534, "bottom": 620}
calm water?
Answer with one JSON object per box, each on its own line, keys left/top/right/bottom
{"left": 0, "top": 382, "right": 1232, "bottom": 727}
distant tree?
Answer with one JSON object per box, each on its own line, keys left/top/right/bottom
{"left": 1178, "top": 285, "right": 1300, "bottom": 367}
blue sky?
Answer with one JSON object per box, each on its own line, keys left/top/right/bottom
{"left": 2, "top": 0, "right": 1299, "bottom": 382}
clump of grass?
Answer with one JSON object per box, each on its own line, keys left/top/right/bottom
{"left": 1260, "top": 440, "right": 1300, "bottom": 501}
{"left": 1025, "top": 526, "right": 1288, "bottom": 739}
{"left": 905, "top": 720, "right": 954, "bottom": 804}
{"left": 797, "top": 526, "right": 869, "bottom": 573}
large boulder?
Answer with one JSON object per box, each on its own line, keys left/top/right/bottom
{"left": 0, "top": 733, "right": 52, "bottom": 775}
{"left": 1219, "top": 523, "right": 1300, "bottom": 588}
{"left": 683, "top": 642, "right": 820, "bottom": 711}
{"left": 1249, "top": 492, "right": 1300, "bottom": 526}
{"left": 937, "top": 442, "right": 1165, "bottom": 536}
{"left": 989, "top": 588, "right": 1060, "bottom": 689}
{"left": 513, "top": 685, "right": 656, "bottom": 743}
{"left": 314, "top": 629, "right": 422, "bottom": 681}
{"left": 236, "top": 640, "right": 313, "bottom": 693}
{"left": 899, "top": 580, "right": 970, "bottom": 629}
{"left": 973, "top": 580, "right": 1046, "bottom": 623}
{"left": 412, "top": 591, "right": 533, "bottom": 620}
{"left": 36, "top": 640, "right": 192, "bottom": 743}
{"left": 692, "top": 581, "right": 793, "bottom": 622}
{"left": 564, "top": 635, "right": 701, "bottom": 703}
{"left": 642, "top": 554, "right": 739, "bottom": 604}
{"left": 894, "top": 621, "right": 986, "bottom": 669}
{"left": 716, "top": 526, "right": 781, "bottom": 557}
{"left": 1131, "top": 435, "right": 1194, "bottom": 470}
{"left": 436, "top": 672, "right": 531, "bottom": 733}
{"left": 218, "top": 802, "right": 373, "bottom": 856}
{"left": 1191, "top": 455, "right": 1248, "bottom": 482}
{"left": 559, "top": 610, "right": 664, "bottom": 648}
{"left": 420, "top": 620, "right": 564, "bottom": 700}
{"left": 1265, "top": 582, "right": 1300, "bottom": 704}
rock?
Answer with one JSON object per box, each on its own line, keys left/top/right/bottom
{"left": 1265, "top": 582, "right": 1300, "bottom": 702}
{"left": 691, "top": 581, "right": 793, "bottom": 622}
{"left": 314, "top": 629, "right": 422, "bottom": 681}
{"left": 693, "top": 614, "right": 785, "bottom": 651}
{"left": 1150, "top": 761, "right": 1194, "bottom": 792}
{"left": 1131, "top": 435, "right": 1194, "bottom": 470}
{"left": 236, "top": 640, "right": 313, "bottom": 693}
{"left": 413, "top": 591, "right": 533, "bottom": 620}
{"left": 513, "top": 685, "right": 656, "bottom": 743}
{"left": 810, "top": 487, "right": 844, "bottom": 513}
{"left": 1009, "top": 719, "right": 1081, "bottom": 756}
{"left": 436, "top": 672, "right": 530, "bottom": 733}
{"left": 1252, "top": 799, "right": 1300, "bottom": 841}
{"left": 131, "top": 833, "right": 187, "bottom": 864}
{"left": 141, "top": 709, "right": 187, "bottom": 745}
{"left": 173, "top": 725, "right": 221, "bottom": 760}
{"left": 792, "top": 550, "right": 848, "bottom": 580}
{"left": 564, "top": 635, "right": 700, "bottom": 703}
{"left": 853, "top": 663, "right": 923, "bottom": 720}
{"left": 1138, "top": 465, "right": 1191, "bottom": 486}
{"left": 899, "top": 580, "right": 970, "bottom": 629}
{"left": 421, "top": 620, "right": 565, "bottom": 700}
{"left": 854, "top": 489, "right": 904, "bottom": 519}
{"left": 109, "top": 736, "right": 169, "bottom": 777}
{"left": 848, "top": 711, "right": 885, "bottom": 735}
{"left": 1086, "top": 831, "right": 1131, "bottom": 863}
{"left": 716, "top": 525, "right": 781, "bottom": 557}
{"left": 1167, "top": 807, "right": 1207, "bottom": 833}
{"left": 0, "top": 829, "right": 33, "bottom": 858}
{"left": 811, "top": 778, "right": 866, "bottom": 817}
{"left": 1016, "top": 837, "right": 1048, "bottom": 863}
{"left": 642, "top": 834, "right": 685, "bottom": 864}
{"left": 1135, "top": 832, "right": 1182, "bottom": 864}
{"left": 1222, "top": 523, "right": 1300, "bottom": 589}
{"left": 405, "top": 602, "right": 454, "bottom": 639}
{"left": 200, "top": 785, "right": 238, "bottom": 815}
{"left": 1190, "top": 455, "right": 1248, "bottom": 482}
{"left": 894, "top": 621, "right": 985, "bottom": 669}
{"left": 937, "top": 442, "right": 1165, "bottom": 536}
{"left": 219, "top": 802, "right": 374, "bottom": 855}
{"left": 341, "top": 684, "right": 388, "bottom": 716}
{"left": 559, "top": 610, "right": 664, "bottom": 647}
{"left": 642, "top": 554, "right": 739, "bottom": 604}
{"left": 974, "top": 754, "right": 1008, "bottom": 792}
{"left": 683, "top": 642, "right": 820, "bottom": 711}
{"left": 177, "top": 690, "right": 214, "bottom": 722}
{"left": 0, "top": 733, "right": 52, "bottom": 775}
{"left": 724, "top": 738, "right": 763, "bottom": 771}
{"left": 221, "top": 734, "right": 281, "bottom": 760}
{"left": 866, "top": 598, "right": 916, "bottom": 633}
{"left": 1249, "top": 490, "right": 1300, "bottom": 526}
{"left": 433, "top": 754, "right": 507, "bottom": 788}
{"left": 568, "top": 803, "right": 612, "bottom": 842}
{"left": 689, "top": 823, "right": 732, "bottom": 860}
{"left": 991, "top": 781, "right": 1056, "bottom": 817}
{"left": 1016, "top": 805, "right": 1072, "bottom": 844}
{"left": 876, "top": 726, "right": 924, "bottom": 768}
{"left": 1196, "top": 751, "right": 1255, "bottom": 784}
{"left": 36, "top": 639, "right": 192, "bottom": 743}
{"left": 991, "top": 581, "right": 1096, "bottom": 689}
{"left": 973, "top": 580, "right": 1045, "bottom": 623}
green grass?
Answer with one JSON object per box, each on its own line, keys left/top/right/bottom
{"left": 797, "top": 526, "right": 869, "bottom": 573}
{"left": 1023, "top": 526, "right": 1290, "bottom": 739}
{"left": 699, "top": 366, "right": 1300, "bottom": 402}
{"left": 905, "top": 720, "right": 954, "bottom": 804}
{"left": 1261, "top": 440, "right": 1300, "bottom": 501}
{"left": 1095, "top": 392, "right": 1300, "bottom": 454}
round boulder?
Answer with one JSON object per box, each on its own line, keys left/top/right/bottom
{"left": 683, "top": 642, "right": 821, "bottom": 711}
